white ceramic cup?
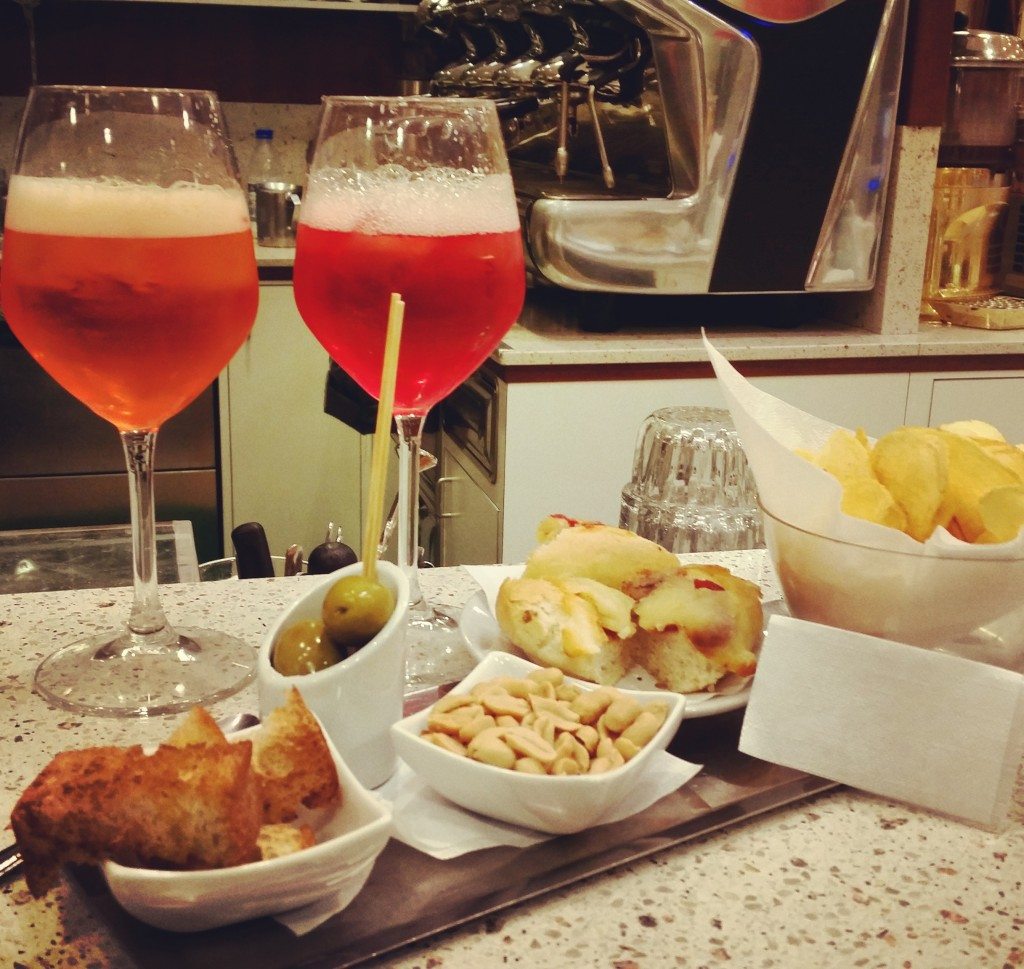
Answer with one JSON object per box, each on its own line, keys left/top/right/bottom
{"left": 257, "top": 560, "right": 409, "bottom": 789}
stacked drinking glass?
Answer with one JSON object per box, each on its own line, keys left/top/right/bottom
{"left": 619, "top": 406, "right": 763, "bottom": 554}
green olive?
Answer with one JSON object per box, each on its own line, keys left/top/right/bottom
{"left": 322, "top": 574, "right": 395, "bottom": 652}
{"left": 272, "top": 619, "right": 343, "bottom": 676}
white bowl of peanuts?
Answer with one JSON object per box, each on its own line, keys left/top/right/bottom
{"left": 390, "top": 652, "right": 687, "bottom": 834}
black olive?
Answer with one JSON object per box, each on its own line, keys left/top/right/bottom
{"left": 306, "top": 540, "right": 358, "bottom": 575}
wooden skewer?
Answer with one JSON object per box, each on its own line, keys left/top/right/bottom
{"left": 361, "top": 293, "right": 405, "bottom": 584}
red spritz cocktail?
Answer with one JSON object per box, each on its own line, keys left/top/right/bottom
{"left": 295, "top": 207, "right": 523, "bottom": 415}
{"left": 293, "top": 98, "right": 525, "bottom": 686}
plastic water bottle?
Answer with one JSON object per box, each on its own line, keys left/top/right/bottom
{"left": 247, "top": 128, "right": 275, "bottom": 224}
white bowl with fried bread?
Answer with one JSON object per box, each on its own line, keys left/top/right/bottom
{"left": 258, "top": 561, "right": 409, "bottom": 789}
{"left": 102, "top": 723, "right": 392, "bottom": 932}
{"left": 390, "top": 652, "right": 686, "bottom": 835}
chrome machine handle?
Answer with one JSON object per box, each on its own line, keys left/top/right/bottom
{"left": 436, "top": 474, "right": 462, "bottom": 519}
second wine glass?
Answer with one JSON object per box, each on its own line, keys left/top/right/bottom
{"left": 293, "top": 96, "right": 525, "bottom": 686}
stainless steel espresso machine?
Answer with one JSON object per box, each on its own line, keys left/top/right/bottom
{"left": 411, "top": 0, "right": 910, "bottom": 297}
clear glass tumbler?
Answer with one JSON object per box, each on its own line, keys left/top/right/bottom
{"left": 619, "top": 406, "right": 763, "bottom": 554}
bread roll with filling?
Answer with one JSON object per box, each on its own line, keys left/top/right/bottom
{"left": 499, "top": 517, "right": 763, "bottom": 694}
{"left": 523, "top": 518, "right": 678, "bottom": 591}
{"left": 626, "top": 565, "right": 762, "bottom": 693}
{"left": 495, "top": 577, "right": 629, "bottom": 685}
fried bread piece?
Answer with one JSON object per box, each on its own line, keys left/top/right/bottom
{"left": 256, "top": 822, "right": 316, "bottom": 860}
{"left": 165, "top": 706, "right": 228, "bottom": 748}
{"left": 11, "top": 741, "right": 262, "bottom": 897}
{"left": 253, "top": 688, "right": 342, "bottom": 823}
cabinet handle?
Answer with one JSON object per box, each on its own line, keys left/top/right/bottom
{"left": 436, "top": 474, "right": 461, "bottom": 519}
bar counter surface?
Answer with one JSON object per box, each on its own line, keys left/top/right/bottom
{"left": 2, "top": 565, "right": 1022, "bottom": 968}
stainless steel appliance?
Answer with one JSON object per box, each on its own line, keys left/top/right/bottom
{"left": 413, "top": 0, "right": 909, "bottom": 295}
{"left": 0, "top": 313, "right": 223, "bottom": 562}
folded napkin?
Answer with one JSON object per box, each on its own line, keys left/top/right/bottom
{"left": 741, "top": 615, "right": 1024, "bottom": 829}
{"left": 377, "top": 752, "right": 701, "bottom": 860}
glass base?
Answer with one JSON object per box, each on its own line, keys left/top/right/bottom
{"left": 404, "top": 607, "right": 472, "bottom": 691}
{"left": 34, "top": 625, "right": 257, "bottom": 718}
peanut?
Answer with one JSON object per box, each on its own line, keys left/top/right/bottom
{"left": 480, "top": 692, "right": 531, "bottom": 719}
{"left": 550, "top": 756, "right": 582, "bottom": 775}
{"left": 603, "top": 696, "right": 643, "bottom": 733}
{"left": 432, "top": 692, "right": 479, "bottom": 715}
{"left": 458, "top": 713, "right": 498, "bottom": 745}
{"left": 467, "top": 728, "right": 517, "bottom": 769}
{"left": 527, "top": 667, "right": 564, "bottom": 686}
{"left": 423, "top": 732, "right": 468, "bottom": 756}
{"left": 504, "top": 725, "right": 557, "bottom": 764}
{"left": 619, "top": 710, "right": 663, "bottom": 749}
{"left": 418, "top": 672, "right": 673, "bottom": 776}
{"left": 570, "top": 687, "right": 617, "bottom": 725}
{"left": 514, "top": 756, "right": 547, "bottom": 774}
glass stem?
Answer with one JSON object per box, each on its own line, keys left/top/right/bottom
{"left": 120, "top": 429, "right": 170, "bottom": 637}
{"left": 394, "top": 413, "right": 430, "bottom": 616}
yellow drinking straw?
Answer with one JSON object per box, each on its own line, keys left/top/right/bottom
{"left": 361, "top": 293, "right": 405, "bottom": 584}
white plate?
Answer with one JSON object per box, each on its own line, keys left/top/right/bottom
{"left": 459, "top": 590, "right": 756, "bottom": 719}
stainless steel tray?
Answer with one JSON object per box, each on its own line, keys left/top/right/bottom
{"left": 71, "top": 708, "right": 836, "bottom": 969}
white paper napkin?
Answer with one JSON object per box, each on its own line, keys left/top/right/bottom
{"left": 377, "top": 752, "right": 702, "bottom": 859}
{"left": 740, "top": 615, "right": 1024, "bottom": 828}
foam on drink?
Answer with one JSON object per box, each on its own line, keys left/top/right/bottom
{"left": 5, "top": 175, "right": 250, "bottom": 237}
{"left": 301, "top": 168, "right": 519, "bottom": 237}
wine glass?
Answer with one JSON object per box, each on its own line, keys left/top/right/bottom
{"left": 0, "top": 86, "right": 260, "bottom": 716}
{"left": 293, "top": 97, "right": 525, "bottom": 687}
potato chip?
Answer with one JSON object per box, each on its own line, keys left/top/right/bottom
{"left": 812, "top": 428, "right": 873, "bottom": 485}
{"left": 839, "top": 476, "right": 907, "bottom": 531}
{"left": 972, "top": 439, "right": 1024, "bottom": 484}
{"left": 938, "top": 431, "right": 1020, "bottom": 541}
{"left": 870, "top": 428, "right": 950, "bottom": 542}
{"left": 795, "top": 417, "right": 1023, "bottom": 545}
{"left": 976, "top": 485, "right": 1024, "bottom": 543}
{"left": 939, "top": 419, "right": 1005, "bottom": 442}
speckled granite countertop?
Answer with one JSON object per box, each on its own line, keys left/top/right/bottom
{"left": 2, "top": 563, "right": 1022, "bottom": 969}
{"left": 494, "top": 292, "right": 1024, "bottom": 368}
{"left": 252, "top": 240, "right": 1024, "bottom": 369}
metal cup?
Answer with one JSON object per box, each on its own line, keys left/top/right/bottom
{"left": 254, "top": 181, "right": 302, "bottom": 247}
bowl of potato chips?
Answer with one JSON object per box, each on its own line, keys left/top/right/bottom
{"left": 763, "top": 419, "right": 1024, "bottom": 669}
{"left": 704, "top": 337, "right": 1024, "bottom": 669}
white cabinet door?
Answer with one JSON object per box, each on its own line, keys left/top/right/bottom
{"left": 921, "top": 374, "right": 1024, "bottom": 442}
{"left": 219, "top": 282, "right": 365, "bottom": 559}
{"left": 438, "top": 439, "right": 500, "bottom": 566}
